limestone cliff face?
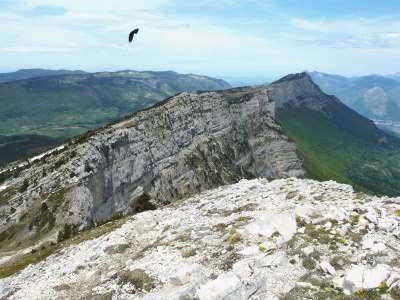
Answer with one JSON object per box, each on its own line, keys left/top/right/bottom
{"left": 0, "top": 74, "right": 308, "bottom": 249}
{"left": 67, "top": 86, "right": 303, "bottom": 227}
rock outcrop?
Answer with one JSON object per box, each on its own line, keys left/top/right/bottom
{"left": 2, "top": 178, "right": 400, "bottom": 299}
{"left": 0, "top": 75, "right": 311, "bottom": 251}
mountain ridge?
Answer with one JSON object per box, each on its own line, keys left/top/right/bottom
{"left": 1, "top": 72, "right": 400, "bottom": 284}
{"left": 276, "top": 73, "right": 393, "bottom": 143}
{"left": 276, "top": 73, "right": 400, "bottom": 195}
{"left": 0, "top": 68, "right": 88, "bottom": 83}
{"left": 0, "top": 74, "right": 305, "bottom": 255}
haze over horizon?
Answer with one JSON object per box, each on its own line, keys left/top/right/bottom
{"left": 1, "top": 0, "right": 400, "bottom": 78}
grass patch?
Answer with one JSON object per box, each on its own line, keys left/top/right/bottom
{"left": 2, "top": 186, "right": 73, "bottom": 250}
{"left": 181, "top": 248, "right": 197, "bottom": 258}
{"left": 118, "top": 268, "right": 158, "bottom": 292}
{"left": 0, "top": 214, "right": 131, "bottom": 279}
{"left": 228, "top": 231, "right": 242, "bottom": 244}
{"left": 302, "top": 257, "right": 316, "bottom": 270}
{"left": 122, "top": 119, "right": 138, "bottom": 129}
{"left": 236, "top": 216, "right": 251, "bottom": 223}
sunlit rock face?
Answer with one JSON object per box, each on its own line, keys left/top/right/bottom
{"left": 76, "top": 86, "right": 304, "bottom": 225}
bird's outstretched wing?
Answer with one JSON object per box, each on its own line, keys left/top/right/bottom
{"left": 129, "top": 28, "right": 139, "bottom": 42}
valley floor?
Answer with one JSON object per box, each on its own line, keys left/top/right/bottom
{"left": 1, "top": 178, "right": 400, "bottom": 299}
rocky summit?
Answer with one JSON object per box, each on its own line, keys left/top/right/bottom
{"left": 2, "top": 178, "right": 400, "bottom": 299}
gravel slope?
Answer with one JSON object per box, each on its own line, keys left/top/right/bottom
{"left": 1, "top": 177, "right": 400, "bottom": 299}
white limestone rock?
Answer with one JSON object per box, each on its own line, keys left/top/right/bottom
{"left": 1, "top": 178, "right": 400, "bottom": 299}
{"left": 320, "top": 261, "right": 336, "bottom": 275}
{"left": 302, "top": 246, "right": 314, "bottom": 257}
{"left": 245, "top": 212, "right": 297, "bottom": 242}
{"left": 343, "top": 264, "right": 391, "bottom": 293}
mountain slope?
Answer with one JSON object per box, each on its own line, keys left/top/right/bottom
{"left": 274, "top": 73, "right": 400, "bottom": 195}
{"left": 309, "top": 71, "right": 400, "bottom": 136}
{"left": 0, "top": 70, "right": 230, "bottom": 166}
{"left": 2, "top": 178, "right": 400, "bottom": 299}
{"left": 1, "top": 72, "right": 400, "bottom": 283}
{"left": 0, "top": 80, "right": 303, "bottom": 255}
{"left": 0, "top": 69, "right": 87, "bottom": 83}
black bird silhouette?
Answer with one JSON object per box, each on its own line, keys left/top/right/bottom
{"left": 129, "top": 28, "right": 139, "bottom": 42}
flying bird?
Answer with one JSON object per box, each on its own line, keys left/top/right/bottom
{"left": 129, "top": 28, "right": 139, "bottom": 43}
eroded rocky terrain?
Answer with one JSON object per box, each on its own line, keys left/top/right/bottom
{"left": 2, "top": 178, "right": 400, "bottom": 299}
{"left": 0, "top": 76, "right": 306, "bottom": 254}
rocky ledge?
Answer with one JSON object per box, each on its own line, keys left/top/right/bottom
{"left": 1, "top": 177, "right": 400, "bottom": 299}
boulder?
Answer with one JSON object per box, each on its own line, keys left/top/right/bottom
{"left": 343, "top": 264, "right": 391, "bottom": 293}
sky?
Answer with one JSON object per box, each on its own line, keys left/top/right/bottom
{"left": 0, "top": 0, "right": 400, "bottom": 78}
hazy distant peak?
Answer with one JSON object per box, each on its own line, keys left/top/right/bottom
{"left": 0, "top": 69, "right": 87, "bottom": 83}
{"left": 272, "top": 72, "right": 311, "bottom": 84}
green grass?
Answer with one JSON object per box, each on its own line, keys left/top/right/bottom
{"left": 0, "top": 186, "right": 72, "bottom": 253}
{"left": 277, "top": 107, "right": 400, "bottom": 196}
{"left": 0, "top": 215, "right": 131, "bottom": 279}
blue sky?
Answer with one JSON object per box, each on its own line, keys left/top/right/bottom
{"left": 0, "top": 0, "right": 399, "bottom": 78}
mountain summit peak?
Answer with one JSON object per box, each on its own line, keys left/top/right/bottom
{"left": 272, "top": 72, "right": 311, "bottom": 84}
{"left": 267, "top": 72, "right": 328, "bottom": 110}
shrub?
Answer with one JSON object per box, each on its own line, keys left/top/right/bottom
{"left": 19, "top": 179, "right": 29, "bottom": 192}
{"left": 181, "top": 248, "right": 197, "bottom": 258}
{"left": 228, "top": 232, "right": 241, "bottom": 244}
{"left": 0, "top": 170, "right": 13, "bottom": 185}
{"left": 118, "top": 269, "right": 157, "bottom": 292}
{"left": 302, "top": 257, "right": 316, "bottom": 270}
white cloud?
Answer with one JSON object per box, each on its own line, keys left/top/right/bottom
{"left": 291, "top": 17, "right": 400, "bottom": 50}
{"left": 0, "top": 0, "right": 276, "bottom": 65}
{"left": 1, "top": 0, "right": 399, "bottom": 76}
{"left": 0, "top": 46, "right": 75, "bottom": 53}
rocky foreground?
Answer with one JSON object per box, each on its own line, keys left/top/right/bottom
{"left": 1, "top": 178, "right": 400, "bottom": 299}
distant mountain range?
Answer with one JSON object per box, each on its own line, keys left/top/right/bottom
{"left": 222, "top": 76, "right": 272, "bottom": 87}
{"left": 309, "top": 71, "right": 400, "bottom": 136}
{"left": 0, "top": 69, "right": 88, "bottom": 83}
{"left": 0, "top": 69, "right": 230, "bottom": 166}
